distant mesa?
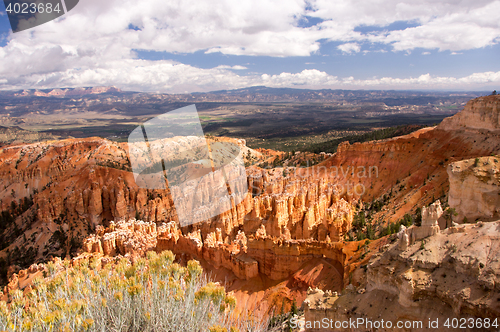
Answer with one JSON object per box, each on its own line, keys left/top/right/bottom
{"left": 13, "top": 86, "right": 122, "bottom": 98}
{"left": 6, "top": 85, "right": 487, "bottom": 103}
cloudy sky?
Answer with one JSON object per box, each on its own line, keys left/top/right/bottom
{"left": 0, "top": 0, "right": 499, "bottom": 93}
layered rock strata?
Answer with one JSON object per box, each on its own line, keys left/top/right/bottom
{"left": 157, "top": 222, "right": 347, "bottom": 281}
{"left": 82, "top": 217, "right": 348, "bottom": 282}
{"left": 0, "top": 136, "right": 354, "bottom": 266}
{"left": 304, "top": 220, "right": 500, "bottom": 331}
{"left": 439, "top": 95, "right": 500, "bottom": 132}
{"left": 83, "top": 219, "right": 157, "bottom": 257}
{"left": 448, "top": 156, "right": 500, "bottom": 222}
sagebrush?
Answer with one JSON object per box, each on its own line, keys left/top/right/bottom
{"left": 0, "top": 251, "right": 269, "bottom": 331}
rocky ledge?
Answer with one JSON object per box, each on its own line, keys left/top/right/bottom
{"left": 304, "top": 217, "right": 500, "bottom": 331}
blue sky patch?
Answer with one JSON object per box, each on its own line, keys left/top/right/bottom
{"left": 354, "top": 20, "right": 421, "bottom": 35}
{"left": 0, "top": 3, "right": 11, "bottom": 46}
{"left": 295, "top": 15, "right": 324, "bottom": 28}
{"left": 127, "top": 23, "right": 141, "bottom": 31}
{"left": 135, "top": 41, "right": 500, "bottom": 82}
{"left": 0, "top": 0, "right": 498, "bottom": 92}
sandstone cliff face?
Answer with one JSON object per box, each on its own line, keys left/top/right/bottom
{"left": 244, "top": 167, "right": 354, "bottom": 241}
{"left": 3, "top": 95, "right": 500, "bottom": 322}
{"left": 0, "top": 138, "right": 145, "bottom": 266}
{"left": 448, "top": 156, "right": 500, "bottom": 222}
{"left": 406, "top": 200, "right": 442, "bottom": 243}
{"left": 2, "top": 95, "right": 498, "bottom": 271}
{"left": 322, "top": 97, "right": 500, "bottom": 224}
{"left": 80, "top": 215, "right": 347, "bottom": 282}
{"left": 304, "top": 221, "right": 500, "bottom": 331}
{"left": 368, "top": 221, "right": 500, "bottom": 314}
{"left": 26, "top": 86, "right": 121, "bottom": 97}
{"left": 157, "top": 225, "right": 347, "bottom": 281}
{"left": 246, "top": 237, "right": 346, "bottom": 280}
{"left": 0, "top": 135, "right": 354, "bottom": 267}
{"left": 439, "top": 95, "right": 500, "bottom": 132}
{"left": 83, "top": 219, "right": 157, "bottom": 257}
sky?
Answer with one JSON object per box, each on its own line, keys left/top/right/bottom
{"left": 0, "top": 0, "right": 499, "bottom": 93}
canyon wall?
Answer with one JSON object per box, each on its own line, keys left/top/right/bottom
{"left": 439, "top": 95, "right": 500, "bottom": 132}
{"left": 304, "top": 220, "right": 500, "bottom": 331}
{"left": 367, "top": 220, "right": 500, "bottom": 316}
{"left": 82, "top": 218, "right": 347, "bottom": 282}
{"left": 2, "top": 96, "right": 499, "bottom": 268}
{"left": 443, "top": 96, "right": 500, "bottom": 223}
{"left": 0, "top": 136, "right": 353, "bottom": 250}
{"left": 320, "top": 95, "right": 500, "bottom": 225}
{"left": 448, "top": 156, "right": 500, "bottom": 222}
{"left": 2, "top": 94, "right": 500, "bottom": 302}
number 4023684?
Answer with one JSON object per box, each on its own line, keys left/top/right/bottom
{"left": 5, "top": 2, "right": 62, "bottom": 14}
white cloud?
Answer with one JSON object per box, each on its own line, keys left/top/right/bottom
{"left": 338, "top": 43, "right": 361, "bottom": 54}
{"left": 3, "top": 0, "right": 500, "bottom": 58}
{"left": 0, "top": 0, "right": 499, "bottom": 91}
{"left": 343, "top": 71, "right": 500, "bottom": 88}
{"left": 215, "top": 65, "right": 248, "bottom": 70}
{"left": 358, "top": 1, "right": 500, "bottom": 52}
{"left": 0, "top": 56, "right": 498, "bottom": 92}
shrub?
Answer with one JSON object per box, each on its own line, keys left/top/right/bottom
{"left": 0, "top": 251, "right": 269, "bottom": 332}
{"left": 356, "top": 230, "right": 366, "bottom": 241}
{"left": 414, "top": 207, "right": 422, "bottom": 227}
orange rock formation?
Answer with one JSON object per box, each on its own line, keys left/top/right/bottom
{"left": 1, "top": 95, "right": 500, "bottom": 317}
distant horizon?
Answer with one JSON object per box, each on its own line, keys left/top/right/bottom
{"left": 0, "top": 85, "right": 495, "bottom": 95}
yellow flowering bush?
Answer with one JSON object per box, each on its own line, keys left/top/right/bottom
{"left": 0, "top": 251, "right": 269, "bottom": 331}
